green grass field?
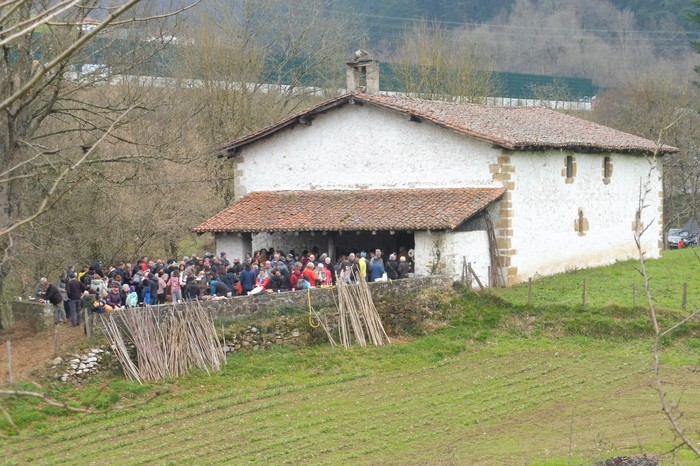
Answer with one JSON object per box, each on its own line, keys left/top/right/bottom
{"left": 2, "top": 249, "right": 700, "bottom": 465}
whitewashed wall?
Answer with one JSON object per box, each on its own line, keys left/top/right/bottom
{"left": 252, "top": 232, "right": 332, "bottom": 258}
{"left": 414, "top": 230, "right": 491, "bottom": 283}
{"left": 216, "top": 233, "right": 252, "bottom": 261}
{"left": 234, "top": 104, "right": 497, "bottom": 196}
{"left": 509, "top": 151, "right": 662, "bottom": 281}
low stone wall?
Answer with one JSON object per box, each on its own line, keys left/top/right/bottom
{"left": 11, "top": 276, "right": 455, "bottom": 352}
{"left": 11, "top": 301, "right": 55, "bottom": 332}
{"left": 199, "top": 275, "right": 450, "bottom": 318}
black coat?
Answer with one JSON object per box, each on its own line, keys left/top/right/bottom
{"left": 42, "top": 284, "right": 63, "bottom": 305}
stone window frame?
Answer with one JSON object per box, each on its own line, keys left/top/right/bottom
{"left": 563, "top": 155, "right": 576, "bottom": 184}
{"left": 575, "top": 208, "right": 589, "bottom": 236}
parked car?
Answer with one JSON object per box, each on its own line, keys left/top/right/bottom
{"left": 667, "top": 228, "right": 698, "bottom": 248}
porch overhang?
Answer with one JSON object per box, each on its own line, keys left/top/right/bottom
{"left": 195, "top": 187, "right": 506, "bottom": 234}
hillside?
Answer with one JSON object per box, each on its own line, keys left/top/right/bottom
{"left": 2, "top": 250, "right": 700, "bottom": 464}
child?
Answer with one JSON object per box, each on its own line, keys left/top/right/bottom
{"left": 126, "top": 286, "right": 138, "bottom": 308}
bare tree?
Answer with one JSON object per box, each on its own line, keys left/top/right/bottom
{"left": 174, "top": 0, "right": 356, "bottom": 203}
{"left": 0, "top": 1, "right": 198, "bottom": 327}
{"left": 633, "top": 136, "right": 700, "bottom": 459}
{"left": 390, "top": 20, "right": 499, "bottom": 103}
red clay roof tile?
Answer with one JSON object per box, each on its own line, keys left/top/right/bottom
{"left": 215, "top": 93, "right": 678, "bottom": 156}
{"left": 195, "top": 187, "right": 505, "bottom": 233}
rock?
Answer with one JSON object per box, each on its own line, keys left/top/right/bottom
{"left": 291, "top": 330, "right": 300, "bottom": 337}
{"left": 70, "top": 358, "right": 80, "bottom": 364}
{"left": 251, "top": 327, "right": 258, "bottom": 333}
{"left": 87, "top": 352, "right": 95, "bottom": 358}
{"left": 52, "top": 357, "right": 64, "bottom": 365}
{"left": 87, "top": 357, "right": 97, "bottom": 363}
{"left": 78, "top": 363, "right": 86, "bottom": 370}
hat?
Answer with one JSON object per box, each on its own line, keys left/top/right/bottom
{"left": 360, "top": 251, "right": 367, "bottom": 258}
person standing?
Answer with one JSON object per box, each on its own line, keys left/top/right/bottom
{"left": 38, "top": 278, "right": 64, "bottom": 324}
{"left": 66, "top": 274, "right": 86, "bottom": 327}
{"left": 157, "top": 273, "right": 168, "bottom": 304}
{"left": 369, "top": 256, "right": 385, "bottom": 282}
{"left": 168, "top": 271, "right": 183, "bottom": 303}
{"left": 397, "top": 256, "right": 411, "bottom": 279}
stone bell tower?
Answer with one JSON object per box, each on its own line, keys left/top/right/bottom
{"left": 346, "top": 49, "right": 379, "bottom": 95}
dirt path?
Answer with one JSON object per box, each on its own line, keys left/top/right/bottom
{"left": 0, "top": 321, "right": 88, "bottom": 384}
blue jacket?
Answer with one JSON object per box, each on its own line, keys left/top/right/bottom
{"left": 369, "top": 260, "right": 385, "bottom": 282}
{"left": 239, "top": 269, "right": 256, "bottom": 292}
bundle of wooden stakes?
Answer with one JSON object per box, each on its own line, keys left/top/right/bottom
{"left": 334, "top": 275, "right": 390, "bottom": 349}
{"left": 100, "top": 301, "right": 226, "bottom": 383}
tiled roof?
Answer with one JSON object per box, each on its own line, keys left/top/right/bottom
{"left": 195, "top": 187, "right": 506, "bottom": 233}
{"left": 215, "top": 93, "right": 678, "bottom": 156}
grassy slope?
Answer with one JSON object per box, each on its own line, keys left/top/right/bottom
{"left": 2, "top": 249, "right": 700, "bottom": 465}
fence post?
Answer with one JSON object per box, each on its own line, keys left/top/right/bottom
{"left": 487, "top": 266, "right": 492, "bottom": 288}
{"left": 527, "top": 278, "right": 532, "bottom": 305}
{"left": 582, "top": 279, "right": 587, "bottom": 306}
{"left": 6, "top": 340, "right": 12, "bottom": 385}
{"left": 467, "top": 262, "right": 472, "bottom": 290}
{"left": 683, "top": 282, "right": 688, "bottom": 311}
{"left": 84, "top": 307, "right": 91, "bottom": 338}
{"left": 53, "top": 325, "right": 59, "bottom": 357}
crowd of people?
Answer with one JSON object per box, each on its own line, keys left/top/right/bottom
{"left": 36, "top": 246, "right": 415, "bottom": 327}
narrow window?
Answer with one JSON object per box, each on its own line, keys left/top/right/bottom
{"left": 603, "top": 156, "right": 613, "bottom": 184}
{"left": 577, "top": 209, "right": 585, "bottom": 234}
{"left": 575, "top": 208, "right": 588, "bottom": 236}
{"left": 566, "top": 155, "right": 574, "bottom": 179}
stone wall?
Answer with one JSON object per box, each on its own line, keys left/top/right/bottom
{"left": 11, "top": 301, "right": 55, "bottom": 332}
{"left": 12, "top": 277, "right": 454, "bottom": 354}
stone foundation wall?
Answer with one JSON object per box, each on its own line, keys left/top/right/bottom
{"left": 11, "top": 301, "right": 55, "bottom": 332}
{"left": 12, "top": 276, "right": 454, "bottom": 352}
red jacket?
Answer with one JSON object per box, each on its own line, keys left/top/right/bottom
{"left": 302, "top": 268, "right": 316, "bottom": 286}
{"left": 290, "top": 270, "right": 302, "bottom": 290}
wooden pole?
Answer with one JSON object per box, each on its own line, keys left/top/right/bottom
{"left": 53, "top": 325, "right": 59, "bottom": 357}
{"left": 582, "top": 279, "right": 587, "bottom": 306}
{"left": 527, "top": 278, "right": 533, "bottom": 305}
{"left": 466, "top": 262, "right": 472, "bottom": 289}
{"left": 487, "top": 266, "right": 492, "bottom": 288}
{"left": 84, "top": 307, "right": 91, "bottom": 338}
{"left": 6, "top": 340, "right": 13, "bottom": 385}
{"left": 467, "top": 263, "right": 484, "bottom": 290}
{"left": 682, "top": 282, "right": 688, "bottom": 311}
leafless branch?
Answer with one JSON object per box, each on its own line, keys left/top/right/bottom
{"left": 660, "top": 309, "right": 700, "bottom": 338}
{"left": 634, "top": 130, "right": 700, "bottom": 458}
{"left": 0, "top": 0, "right": 200, "bottom": 112}
{"left": 0, "top": 106, "right": 135, "bottom": 237}
{"left": 0, "top": 388, "right": 167, "bottom": 437}
{"left": 0, "top": 388, "right": 166, "bottom": 413}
